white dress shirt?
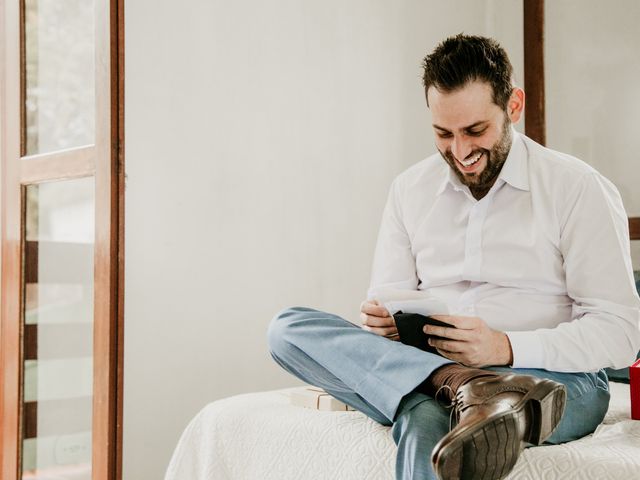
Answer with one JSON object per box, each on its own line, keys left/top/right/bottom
{"left": 368, "top": 131, "right": 640, "bottom": 372}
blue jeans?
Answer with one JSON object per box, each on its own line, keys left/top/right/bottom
{"left": 267, "top": 307, "right": 611, "bottom": 480}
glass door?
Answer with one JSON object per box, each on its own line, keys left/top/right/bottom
{"left": 0, "top": 0, "right": 124, "bottom": 479}
{"left": 22, "top": 179, "right": 96, "bottom": 479}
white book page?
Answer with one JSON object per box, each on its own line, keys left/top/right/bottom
{"left": 368, "top": 287, "right": 449, "bottom": 316}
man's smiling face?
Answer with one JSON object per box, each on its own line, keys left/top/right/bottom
{"left": 427, "top": 81, "right": 518, "bottom": 198}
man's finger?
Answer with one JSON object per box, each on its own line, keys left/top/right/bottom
{"left": 361, "top": 301, "right": 390, "bottom": 318}
{"left": 435, "top": 347, "right": 459, "bottom": 362}
{"left": 429, "top": 337, "right": 465, "bottom": 353}
{"left": 423, "top": 324, "right": 472, "bottom": 341}
{"left": 363, "top": 314, "right": 396, "bottom": 328}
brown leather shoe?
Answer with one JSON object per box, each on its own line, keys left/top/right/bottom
{"left": 431, "top": 373, "right": 566, "bottom": 480}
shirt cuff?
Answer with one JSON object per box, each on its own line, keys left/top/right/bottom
{"left": 505, "top": 331, "right": 545, "bottom": 369}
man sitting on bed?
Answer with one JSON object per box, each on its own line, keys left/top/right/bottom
{"left": 268, "top": 34, "right": 640, "bottom": 480}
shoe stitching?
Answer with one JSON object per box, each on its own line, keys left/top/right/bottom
{"left": 450, "top": 385, "right": 530, "bottom": 430}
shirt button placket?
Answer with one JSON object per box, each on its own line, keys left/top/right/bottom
{"left": 462, "top": 197, "right": 491, "bottom": 280}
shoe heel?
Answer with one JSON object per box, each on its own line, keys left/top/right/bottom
{"left": 525, "top": 382, "right": 566, "bottom": 445}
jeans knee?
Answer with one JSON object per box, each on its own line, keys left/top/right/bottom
{"left": 546, "top": 383, "right": 610, "bottom": 444}
{"left": 267, "top": 306, "right": 310, "bottom": 358}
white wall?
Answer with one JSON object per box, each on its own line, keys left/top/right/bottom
{"left": 124, "top": 1, "right": 522, "bottom": 478}
{"left": 545, "top": 0, "right": 640, "bottom": 216}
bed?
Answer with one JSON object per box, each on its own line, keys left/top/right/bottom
{"left": 165, "top": 381, "right": 639, "bottom": 480}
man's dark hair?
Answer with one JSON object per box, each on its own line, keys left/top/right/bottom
{"left": 422, "top": 34, "right": 514, "bottom": 110}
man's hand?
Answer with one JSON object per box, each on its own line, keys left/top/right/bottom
{"left": 424, "top": 315, "right": 513, "bottom": 367}
{"left": 360, "top": 300, "right": 399, "bottom": 340}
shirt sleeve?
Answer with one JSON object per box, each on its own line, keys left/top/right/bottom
{"left": 367, "top": 177, "right": 419, "bottom": 298}
{"left": 507, "top": 172, "right": 640, "bottom": 372}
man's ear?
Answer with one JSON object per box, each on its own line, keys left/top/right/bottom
{"left": 507, "top": 87, "right": 525, "bottom": 123}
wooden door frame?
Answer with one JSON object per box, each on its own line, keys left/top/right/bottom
{"left": 0, "top": 0, "right": 23, "bottom": 475}
{"left": 0, "top": 0, "right": 125, "bottom": 478}
{"left": 93, "top": 0, "right": 125, "bottom": 477}
{"left": 523, "top": 0, "right": 546, "bottom": 147}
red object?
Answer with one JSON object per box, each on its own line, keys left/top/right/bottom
{"left": 631, "top": 358, "right": 640, "bottom": 420}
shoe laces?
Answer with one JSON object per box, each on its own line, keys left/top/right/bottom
{"left": 433, "top": 385, "right": 459, "bottom": 431}
{"left": 449, "top": 389, "right": 480, "bottom": 431}
{"left": 449, "top": 384, "right": 529, "bottom": 431}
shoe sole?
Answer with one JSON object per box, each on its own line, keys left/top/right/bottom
{"left": 431, "top": 380, "right": 567, "bottom": 480}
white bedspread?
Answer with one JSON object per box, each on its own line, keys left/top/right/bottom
{"left": 165, "top": 383, "right": 640, "bottom": 480}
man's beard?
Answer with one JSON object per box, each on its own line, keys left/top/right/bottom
{"left": 439, "top": 115, "right": 513, "bottom": 196}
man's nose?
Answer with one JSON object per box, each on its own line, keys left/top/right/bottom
{"left": 451, "top": 136, "right": 472, "bottom": 162}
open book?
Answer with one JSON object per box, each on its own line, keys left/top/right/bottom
{"left": 368, "top": 287, "right": 449, "bottom": 316}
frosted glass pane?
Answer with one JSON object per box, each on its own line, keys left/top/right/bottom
{"left": 24, "top": 0, "right": 95, "bottom": 155}
{"left": 22, "top": 178, "right": 94, "bottom": 480}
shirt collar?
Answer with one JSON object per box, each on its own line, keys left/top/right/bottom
{"left": 498, "top": 130, "right": 529, "bottom": 192}
{"left": 436, "top": 128, "right": 530, "bottom": 196}
{"left": 436, "top": 163, "right": 463, "bottom": 195}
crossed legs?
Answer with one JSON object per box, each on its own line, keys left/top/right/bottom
{"left": 268, "top": 307, "right": 610, "bottom": 480}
